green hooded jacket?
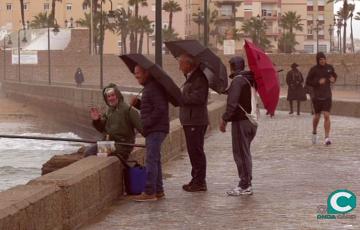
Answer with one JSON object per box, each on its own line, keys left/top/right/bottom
{"left": 93, "top": 83, "right": 143, "bottom": 159}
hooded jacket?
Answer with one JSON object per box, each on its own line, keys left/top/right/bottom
{"left": 93, "top": 83, "right": 143, "bottom": 158}
{"left": 306, "top": 52, "right": 337, "bottom": 100}
{"left": 222, "top": 57, "right": 255, "bottom": 122}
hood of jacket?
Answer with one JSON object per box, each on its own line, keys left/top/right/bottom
{"left": 229, "top": 56, "right": 245, "bottom": 79}
{"left": 316, "top": 52, "right": 326, "bottom": 65}
{"left": 102, "top": 83, "right": 124, "bottom": 107}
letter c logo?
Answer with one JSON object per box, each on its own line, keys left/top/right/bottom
{"left": 327, "top": 190, "right": 356, "bottom": 214}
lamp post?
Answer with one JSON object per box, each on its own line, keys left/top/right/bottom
{"left": 197, "top": 8, "right": 201, "bottom": 40}
{"left": 17, "top": 28, "right": 27, "bottom": 82}
{"left": 336, "top": 18, "right": 343, "bottom": 53}
{"left": 257, "top": 14, "right": 261, "bottom": 48}
{"left": 3, "top": 35, "right": 12, "bottom": 81}
{"left": 204, "top": 0, "right": 208, "bottom": 47}
{"left": 48, "top": 19, "right": 60, "bottom": 85}
{"left": 99, "top": 0, "right": 115, "bottom": 89}
{"left": 328, "top": 24, "right": 334, "bottom": 53}
{"left": 155, "top": 0, "right": 162, "bottom": 66}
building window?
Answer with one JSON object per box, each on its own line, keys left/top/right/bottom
{"left": 117, "top": 40, "right": 122, "bottom": 48}
{"left": 24, "top": 3, "right": 28, "bottom": 10}
{"left": 307, "top": 5, "right": 313, "bottom": 11}
{"left": 319, "top": 44, "right": 327, "bottom": 52}
{"left": 220, "top": 5, "right": 233, "bottom": 17}
{"left": 318, "top": 6, "right": 324, "bottom": 11}
{"left": 151, "top": 4, "right": 155, "bottom": 11}
{"left": 318, "top": 0, "right": 325, "bottom": 6}
{"left": 304, "top": 44, "right": 314, "bottom": 53}
{"left": 44, "top": 3, "right": 49, "bottom": 10}
{"left": 6, "top": 3, "right": 12, "bottom": 11}
{"left": 307, "top": 0, "right": 314, "bottom": 6}
{"left": 66, "top": 3, "right": 72, "bottom": 11}
{"left": 83, "top": 4, "right": 88, "bottom": 10}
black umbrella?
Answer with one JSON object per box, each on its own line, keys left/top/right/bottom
{"left": 119, "top": 54, "right": 183, "bottom": 107}
{"left": 164, "top": 40, "right": 228, "bottom": 94}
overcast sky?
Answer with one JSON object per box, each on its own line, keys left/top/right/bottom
{"left": 334, "top": 2, "right": 360, "bottom": 39}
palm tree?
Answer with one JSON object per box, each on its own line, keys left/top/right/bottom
{"left": 192, "top": 9, "right": 218, "bottom": 41}
{"left": 279, "top": 11, "right": 303, "bottom": 53}
{"left": 113, "top": 8, "right": 131, "bottom": 54}
{"left": 355, "top": 11, "right": 360, "bottom": 20}
{"left": 279, "top": 11, "right": 303, "bottom": 34}
{"left": 50, "top": 0, "right": 62, "bottom": 24}
{"left": 327, "top": 0, "right": 360, "bottom": 53}
{"left": 162, "top": 0, "right": 182, "bottom": 31}
{"left": 128, "top": 0, "right": 148, "bottom": 52}
{"left": 163, "top": 28, "right": 179, "bottom": 42}
{"left": 241, "top": 16, "right": 271, "bottom": 50}
{"left": 137, "top": 16, "right": 152, "bottom": 54}
{"left": 348, "top": 4, "right": 355, "bottom": 52}
{"left": 30, "top": 12, "right": 50, "bottom": 29}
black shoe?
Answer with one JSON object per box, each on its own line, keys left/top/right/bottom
{"left": 289, "top": 111, "right": 293, "bottom": 115}
{"left": 183, "top": 183, "right": 207, "bottom": 192}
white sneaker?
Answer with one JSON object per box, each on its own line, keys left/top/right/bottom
{"left": 312, "top": 134, "right": 317, "bottom": 144}
{"left": 226, "top": 186, "right": 253, "bottom": 196}
{"left": 324, "top": 138, "right": 332, "bottom": 145}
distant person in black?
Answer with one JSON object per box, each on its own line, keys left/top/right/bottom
{"left": 75, "top": 68, "right": 84, "bottom": 87}
{"left": 286, "top": 63, "right": 306, "bottom": 115}
{"left": 306, "top": 52, "right": 337, "bottom": 145}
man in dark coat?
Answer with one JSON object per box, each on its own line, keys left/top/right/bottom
{"left": 220, "top": 56, "right": 257, "bottom": 196}
{"left": 131, "top": 65, "right": 169, "bottom": 201}
{"left": 87, "top": 83, "right": 143, "bottom": 159}
{"left": 286, "top": 63, "right": 306, "bottom": 115}
{"left": 306, "top": 52, "right": 337, "bottom": 145}
{"left": 178, "top": 53, "right": 209, "bottom": 192}
{"left": 74, "top": 68, "right": 84, "bottom": 87}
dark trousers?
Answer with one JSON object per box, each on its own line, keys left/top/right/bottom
{"left": 231, "top": 120, "right": 257, "bottom": 189}
{"left": 289, "top": 100, "right": 301, "bottom": 114}
{"left": 183, "top": 125, "right": 207, "bottom": 185}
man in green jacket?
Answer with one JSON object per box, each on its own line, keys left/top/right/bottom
{"left": 86, "top": 83, "right": 143, "bottom": 160}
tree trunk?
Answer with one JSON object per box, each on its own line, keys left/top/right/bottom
{"left": 20, "top": 0, "right": 25, "bottom": 29}
{"left": 169, "top": 11, "right": 173, "bottom": 31}
{"left": 343, "top": 0, "right": 348, "bottom": 53}
{"left": 147, "top": 32, "right": 150, "bottom": 55}
{"left": 51, "top": 0, "right": 56, "bottom": 24}
{"left": 138, "top": 29, "right": 144, "bottom": 54}
{"left": 134, "top": 4, "right": 139, "bottom": 53}
{"left": 130, "top": 31, "right": 135, "bottom": 53}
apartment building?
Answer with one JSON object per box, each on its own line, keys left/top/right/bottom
{"left": 208, "top": 0, "right": 333, "bottom": 53}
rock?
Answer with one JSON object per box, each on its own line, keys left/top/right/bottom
{"left": 41, "top": 147, "right": 86, "bottom": 175}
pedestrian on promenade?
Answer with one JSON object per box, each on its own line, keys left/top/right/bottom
{"left": 177, "top": 53, "right": 209, "bottom": 192}
{"left": 219, "top": 56, "right": 257, "bottom": 196}
{"left": 74, "top": 67, "right": 84, "bottom": 87}
{"left": 286, "top": 63, "right": 306, "bottom": 115}
{"left": 86, "top": 83, "right": 143, "bottom": 160}
{"left": 305, "top": 52, "right": 337, "bottom": 145}
{"left": 130, "top": 65, "right": 169, "bottom": 201}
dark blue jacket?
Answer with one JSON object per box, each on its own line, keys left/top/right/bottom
{"left": 138, "top": 79, "right": 169, "bottom": 137}
{"left": 179, "top": 67, "right": 209, "bottom": 126}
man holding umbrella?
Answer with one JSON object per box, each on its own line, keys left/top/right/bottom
{"left": 120, "top": 54, "right": 182, "bottom": 201}
{"left": 164, "top": 40, "right": 228, "bottom": 192}
{"left": 178, "top": 53, "right": 209, "bottom": 192}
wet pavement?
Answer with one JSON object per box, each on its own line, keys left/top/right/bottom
{"left": 83, "top": 111, "right": 360, "bottom": 229}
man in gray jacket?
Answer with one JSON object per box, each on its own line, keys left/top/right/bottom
{"left": 220, "top": 56, "right": 257, "bottom": 196}
{"left": 178, "top": 53, "right": 209, "bottom": 192}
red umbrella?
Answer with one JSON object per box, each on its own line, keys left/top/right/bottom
{"left": 244, "top": 40, "right": 280, "bottom": 115}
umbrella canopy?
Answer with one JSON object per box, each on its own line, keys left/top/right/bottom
{"left": 164, "top": 40, "right": 228, "bottom": 94}
{"left": 244, "top": 40, "right": 280, "bottom": 114}
{"left": 119, "top": 54, "right": 183, "bottom": 107}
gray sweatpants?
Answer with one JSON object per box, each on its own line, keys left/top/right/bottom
{"left": 231, "top": 119, "right": 257, "bottom": 189}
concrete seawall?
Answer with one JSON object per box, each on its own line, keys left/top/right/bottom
{"left": 0, "top": 92, "right": 225, "bottom": 229}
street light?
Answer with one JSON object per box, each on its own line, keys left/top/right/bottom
{"left": 48, "top": 19, "right": 60, "bottom": 85}
{"left": 197, "top": 8, "right": 202, "bottom": 40}
{"left": 312, "top": 19, "right": 323, "bottom": 53}
{"left": 3, "top": 35, "right": 12, "bottom": 81}
{"left": 99, "top": 0, "right": 115, "bottom": 89}
{"left": 336, "top": 18, "right": 343, "bottom": 53}
{"left": 204, "top": 0, "right": 209, "bottom": 47}
{"left": 328, "top": 24, "right": 334, "bottom": 53}
{"left": 17, "top": 28, "right": 28, "bottom": 82}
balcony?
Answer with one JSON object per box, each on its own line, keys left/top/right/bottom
{"left": 261, "top": 10, "right": 278, "bottom": 20}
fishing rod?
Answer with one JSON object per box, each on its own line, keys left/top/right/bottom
{"left": 0, "top": 134, "right": 145, "bottom": 148}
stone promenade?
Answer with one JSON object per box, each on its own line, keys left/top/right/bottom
{"left": 83, "top": 111, "right": 360, "bottom": 230}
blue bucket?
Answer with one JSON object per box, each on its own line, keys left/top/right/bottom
{"left": 125, "top": 164, "right": 147, "bottom": 195}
